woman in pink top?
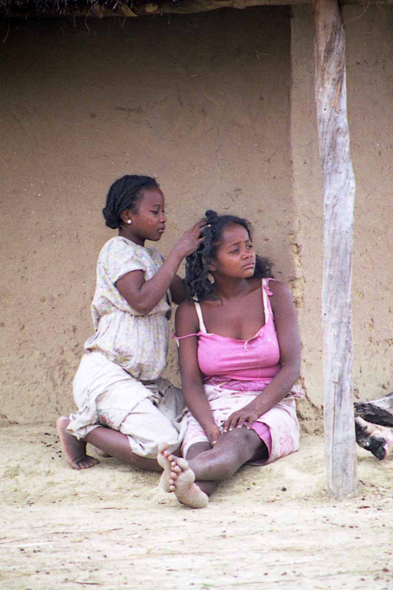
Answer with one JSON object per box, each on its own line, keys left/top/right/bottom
{"left": 158, "top": 210, "right": 303, "bottom": 508}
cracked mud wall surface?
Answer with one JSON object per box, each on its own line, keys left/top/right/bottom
{"left": 1, "top": 7, "right": 299, "bottom": 424}
{"left": 291, "top": 5, "right": 393, "bottom": 428}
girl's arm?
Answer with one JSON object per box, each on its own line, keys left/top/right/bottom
{"left": 117, "top": 222, "right": 204, "bottom": 315}
{"left": 176, "top": 301, "right": 221, "bottom": 446}
{"left": 170, "top": 275, "right": 188, "bottom": 305}
{"left": 224, "top": 280, "right": 301, "bottom": 431}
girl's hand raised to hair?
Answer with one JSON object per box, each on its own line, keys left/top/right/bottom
{"left": 173, "top": 221, "right": 206, "bottom": 259}
{"left": 223, "top": 403, "right": 262, "bottom": 433}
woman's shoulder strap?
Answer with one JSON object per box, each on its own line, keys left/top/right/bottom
{"left": 262, "top": 278, "right": 276, "bottom": 320}
{"left": 262, "top": 277, "right": 276, "bottom": 294}
{"left": 173, "top": 300, "right": 204, "bottom": 345}
{"left": 194, "top": 301, "right": 208, "bottom": 334}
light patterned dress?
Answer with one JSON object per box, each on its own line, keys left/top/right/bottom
{"left": 67, "top": 237, "right": 186, "bottom": 459}
{"left": 85, "top": 236, "right": 171, "bottom": 380}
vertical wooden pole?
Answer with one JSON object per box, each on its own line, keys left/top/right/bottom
{"left": 313, "top": 0, "right": 357, "bottom": 498}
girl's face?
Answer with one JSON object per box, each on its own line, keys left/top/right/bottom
{"left": 122, "top": 187, "right": 167, "bottom": 245}
{"left": 209, "top": 223, "right": 256, "bottom": 279}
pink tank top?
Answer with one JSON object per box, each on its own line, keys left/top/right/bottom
{"left": 175, "top": 278, "right": 280, "bottom": 383}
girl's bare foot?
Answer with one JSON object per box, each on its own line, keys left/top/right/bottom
{"left": 96, "top": 450, "right": 113, "bottom": 458}
{"left": 355, "top": 416, "right": 393, "bottom": 461}
{"left": 167, "top": 454, "right": 208, "bottom": 509}
{"left": 56, "top": 416, "right": 99, "bottom": 470}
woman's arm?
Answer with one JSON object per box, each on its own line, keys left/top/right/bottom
{"left": 224, "top": 280, "right": 301, "bottom": 431}
{"left": 176, "top": 301, "right": 221, "bottom": 446}
{"left": 117, "top": 222, "right": 204, "bottom": 314}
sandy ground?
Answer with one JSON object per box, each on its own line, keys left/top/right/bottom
{"left": 1, "top": 424, "right": 393, "bottom": 590}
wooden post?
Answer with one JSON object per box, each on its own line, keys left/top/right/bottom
{"left": 313, "top": 0, "right": 357, "bottom": 498}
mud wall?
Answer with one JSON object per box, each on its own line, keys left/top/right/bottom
{"left": 1, "top": 8, "right": 296, "bottom": 423}
{"left": 1, "top": 5, "right": 392, "bottom": 427}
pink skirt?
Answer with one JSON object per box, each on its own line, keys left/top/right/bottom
{"left": 181, "top": 381, "right": 304, "bottom": 465}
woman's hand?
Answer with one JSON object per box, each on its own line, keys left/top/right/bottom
{"left": 223, "top": 403, "right": 262, "bottom": 433}
{"left": 205, "top": 423, "right": 221, "bottom": 447}
{"left": 173, "top": 221, "right": 206, "bottom": 259}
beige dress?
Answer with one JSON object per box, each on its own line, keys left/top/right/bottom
{"left": 67, "top": 237, "right": 186, "bottom": 459}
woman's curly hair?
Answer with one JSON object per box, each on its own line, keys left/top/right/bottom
{"left": 184, "top": 210, "right": 273, "bottom": 301}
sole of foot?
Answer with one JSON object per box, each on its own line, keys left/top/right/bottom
{"left": 169, "top": 457, "right": 209, "bottom": 509}
{"left": 157, "top": 443, "right": 172, "bottom": 493}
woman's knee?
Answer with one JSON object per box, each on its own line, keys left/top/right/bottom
{"left": 186, "top": 441, "right": 211, "bottom": 461}
{"left": 195, "top": 431, "right": 256, "bottom": 480}
{"left": 220, "top": 428, "right": 262, "bottom": 463}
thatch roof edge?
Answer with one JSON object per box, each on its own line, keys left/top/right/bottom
{"left": 0, "top": 0, "right": 375, "bottom": 18}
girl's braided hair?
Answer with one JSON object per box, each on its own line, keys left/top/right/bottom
{"left": 184, "top": 210, "right": 274, "bottom": 301}
{"left": 102, "top": 174, "right": 159, "bottom": 229}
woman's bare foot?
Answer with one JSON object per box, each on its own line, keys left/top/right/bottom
{"left": 355, "top": 416, "right": 393, "bottom": 460}
{"left": 157, "top": 443, "right": 172, "bottom": 493}
{"left": 56, "top": 416, "right": 100, "bottom": 470}
{"left": 166, "top": 453, "right": 208, "bottom": 509}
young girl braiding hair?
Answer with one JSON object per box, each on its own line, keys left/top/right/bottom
{"left": 158, "top": 210, "right": 304, "bottom": 508}
{"left": 57, "top": 175, "right": 205, "bottom": 472}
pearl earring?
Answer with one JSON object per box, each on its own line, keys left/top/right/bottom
{"left": 127, "top": 220, "right": 132, "bottom": 225}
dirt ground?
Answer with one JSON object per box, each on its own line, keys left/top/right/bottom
{"left": 1, "top": 423, "right": 392, "bottom": 590}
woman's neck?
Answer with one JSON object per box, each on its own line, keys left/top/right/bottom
{"left": 212, "top": 277, "right": 253, "bottom": 301}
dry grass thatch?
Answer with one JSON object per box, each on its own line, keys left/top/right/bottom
{"left": 0, "top": 0, "right": 282, "bottom": 18}
{"left": 0, "top": 0, "right": 150, "bottom": 16}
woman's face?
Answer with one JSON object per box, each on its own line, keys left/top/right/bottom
{"left": 210, "top": 223, "right": 256, "bottom": 278}
{"left": 121, "top": 187, "right": 167, "bottom": 244}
